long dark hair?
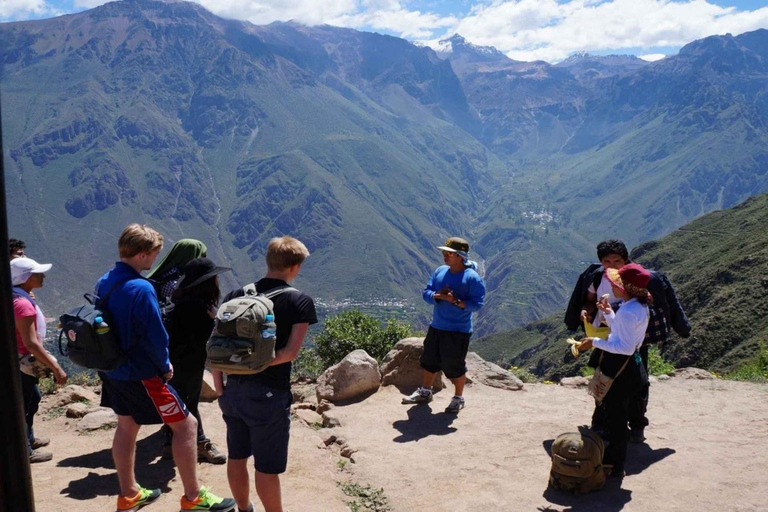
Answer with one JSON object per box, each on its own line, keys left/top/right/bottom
{"left": 171, "top": 275, "right": 220, "bottom": 307}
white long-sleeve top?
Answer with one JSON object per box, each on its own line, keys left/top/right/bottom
{"left": 592, "top": 298, "right": 649, "bottom": 356}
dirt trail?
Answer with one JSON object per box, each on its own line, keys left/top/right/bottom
{"left": 31, "top": 377, "right": 768, "bottom": 511}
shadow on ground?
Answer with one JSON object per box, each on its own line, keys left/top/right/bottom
{"left": 539, "top": 435, "right": 676, "bottom": 511}
{"left": 392, "top": 404, "right": 457, "bottom": 442}
{"left": 58, "top": 430, "right": 175, "bottom": 500}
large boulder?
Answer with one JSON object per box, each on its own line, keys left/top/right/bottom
{"left": 465, "top": 353, "right": 524, "bottom": 391}
{"left": 380, "top": 338, "right": 446, "bottom": 390}
{"left": 49, "top": 384, "right": 99, "bottom": 408}
{"left": 316, "top": 350, "right": 381, "bottom": 403}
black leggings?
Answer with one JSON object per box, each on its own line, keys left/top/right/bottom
{"left": 164, "top": 365, "right": 207, "bottom": 444}
{"left": 20, "top": 373, "right": 41, "bottom": 452}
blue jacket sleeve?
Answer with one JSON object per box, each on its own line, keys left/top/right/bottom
{"left": 462, "top": 273, "right": 486, "bottom": 312}
{"left": 132, "top": 283, "right": 171, "bottom": 375}
{"left": 423, "top": 270, "right": 438, "bottom": 305}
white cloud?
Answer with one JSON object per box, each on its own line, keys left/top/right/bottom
{"left": 0, "top": 0, "right": 50, "bottom": 20}
{"left": 639, "top": 53, "right": 667, "bottom": 61}
{"left": 5, "top": 0, "right": 767, "bottom": 63}
{"left": 445, "top": 0, "right": 768, "bottom": 62}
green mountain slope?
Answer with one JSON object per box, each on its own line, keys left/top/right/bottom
{"left": 2, "top": 2, "right": 768, "bottom": 339}
{"left": 473, "top": 192, "right": 768, "bottom": 378}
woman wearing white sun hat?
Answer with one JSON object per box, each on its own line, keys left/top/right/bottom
{"left": 11, "top": 257, "right": 68, "bottom": 463}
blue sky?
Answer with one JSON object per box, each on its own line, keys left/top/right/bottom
{"left": 2, "top": 0, "right": 767, "bottom": 63}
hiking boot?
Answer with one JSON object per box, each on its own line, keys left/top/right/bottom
{"left": 198, "top": 440, "right": 226, "bottom": 465}
{"left": 116, "top": 486, "right": 161, "bottom": 511}
{"left": 180, "top": 487, "right": 236, "bottom": 511}
{"left": 31, "top": 437, "right": 50, "bottom": 449}
{"left": 162, "top": 443, "right": 174, "bottom": 460}
{"left": 630, "top": 428, "right": 646, "bottom": 444}
{"left": 29, "top": 449, "right": 53, "bottom": 463}
{"left": 401, "top": 388, "right": 433, "bottom": 405}
{"left": 445, "top": 396, "right": 465, "bottom": 414}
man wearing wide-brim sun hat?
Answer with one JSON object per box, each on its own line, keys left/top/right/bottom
{"left": 402, "top": 237, "right": 486, "bottom": 414}
{"left": 574, "top": 262, "right": 651, "bottom": 478}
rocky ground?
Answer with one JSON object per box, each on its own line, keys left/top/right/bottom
{"left": 29, "top": 365, "right": 768, "bottom": 512}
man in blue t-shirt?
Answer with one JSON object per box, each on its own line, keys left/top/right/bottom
{"left": 403, "top": 237, "right": 486, "bottom": 413}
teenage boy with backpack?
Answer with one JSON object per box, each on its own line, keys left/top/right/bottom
{"left": 402, "top": 237, "right": 486, "bottom": 414}
{"left": 96, "top": 224, "right": 235, "bottom": 512}
{"left": 213, "top": 236, "right": 317, "bottom": 512}
{"left": 565, "top": 239, "right": 691, "bottom": 442}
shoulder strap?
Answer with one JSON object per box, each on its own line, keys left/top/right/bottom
{"left": 264, "top": 285, "right": 297, "bottom": 300}
{"left": 243, "top": 283, "right": 258, "bottom": 296}
{"left": 97, "top": 277, "right": 137, "bottom": 308}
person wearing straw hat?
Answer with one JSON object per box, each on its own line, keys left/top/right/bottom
{"left": 11, "top": 257, "right": 68, "bottom": 463}
{"left": 162, "top": 257, "right": 231, "bottom": 464}
{"left": 402, "top": 237, "right": 486, "bottom": 414}
{"left": 574, "top": 263, "right": 652, "bottom": 478}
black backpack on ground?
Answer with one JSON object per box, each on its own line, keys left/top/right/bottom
{"left": 58, "top": 279, "right": 133, "bottom": 372}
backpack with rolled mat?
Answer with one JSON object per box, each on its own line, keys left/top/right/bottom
{"left": 549, "top": 428, "right": 606, "bottom": 494}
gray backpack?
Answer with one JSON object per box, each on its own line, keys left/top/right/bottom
{"left": 206, "top": 284, "right": 294, "bottom": 375}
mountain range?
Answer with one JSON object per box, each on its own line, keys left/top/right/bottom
{"left": 473, "top": 190, "right": 768, "bottom": 378}
{"left": 1, "top": 0, "right": 767, "bottom": 337}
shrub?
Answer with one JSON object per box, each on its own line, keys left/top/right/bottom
{"left": 508, "top": 365, "right": 538, "bottom": 383}
{"left": 291, "top": 347, "right": 325, "bottom": 381}
{"left": 726, "top": 343, "right": 768, "bottom": 383}
{"left": 315, "top": 310, "right": 414, "bottom": 368}
{"left": 647, "top": 346, "right": 675, "bottom": 376}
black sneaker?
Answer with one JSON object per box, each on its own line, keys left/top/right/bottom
{"left": 444, "top": 396, "right": 465, "bottom": 414}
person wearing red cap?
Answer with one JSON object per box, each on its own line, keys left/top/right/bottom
{"left": 575, "top": 263, "right": 652, "bottom": 477}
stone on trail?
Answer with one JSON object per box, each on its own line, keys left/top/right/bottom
{"left": 49, "top": 384, "right": 99, "bottom": 408}
{"left": 316, "top": 399, "right": 334, "bottom": 414}
{"left": 66, "top": 402, "right": 89, "bottom": 418}
{"left": 671, "top": 368, "right": 715, "bottom": 380}
{"left": 295, "top": 409, "right": 324, "bottom": 427}
{"left": 379, "top": 338, "right": 446, "bottom": 390}
{"left": 657, "top": 374, "right": 670, "bottom": 381}
{"left": 76, "top": 410, "right": 118, "bottom": 432}
{"left": 323, "top": 410, "right": 342, "bottom": 428}
{"left": 317, "top": 428, "right": 337, "bottom": 446}
{"left": 560, "top": 376, "right": 590, "bottom": 388}
{"left": 465, "top": 353, "right": 524, "bottom": 391}
{"left": 316, "top": 350, "right": 381, "bottom": 403}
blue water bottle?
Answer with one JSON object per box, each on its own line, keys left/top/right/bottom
{"left": 94, "top": 316, "right": 110, "bottom": 335}
{"left": 262, "top": 314, "right": 276, "bottom": 339}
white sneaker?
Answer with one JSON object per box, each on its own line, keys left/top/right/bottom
{"left": 401, "top": 388, "right": 433, "bottom": 404}
{"left": 445, "top": 396, "right": 465, "bottom": 414}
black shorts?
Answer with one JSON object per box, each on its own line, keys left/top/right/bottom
{"left": 420, "top": 326, "right": 472, "bottom": 379}
{"left": 99, "top": 373, "right": 189, "bottom": 425}
{"left": 218, "top": 377, "right": 292, "bottom": 474}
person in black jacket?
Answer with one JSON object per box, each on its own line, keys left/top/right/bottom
{"left": 163, "top": 258, "right": 231, "bottom": 464}
{"left": 565, "top": 239, "right": 691, "bottom": 442}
